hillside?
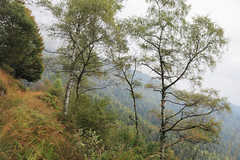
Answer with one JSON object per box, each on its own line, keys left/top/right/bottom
{"left": 35, "top": 69, "right": 240, "bottom": 159}
{"left": 95, "top": 71, "right": 240, "bottom": 159}
{"left": 0, "top": 64, "right": 237, "bottom": 159}
{"left": 0, "top": 69, "right": 71, "bottom": 159}
{"left": 0, "top": 69, "right": 159, "bottom": 159}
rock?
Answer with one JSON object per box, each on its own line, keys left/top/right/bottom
{"left": 0, "top": 87, "right": 7, "bottom": 97}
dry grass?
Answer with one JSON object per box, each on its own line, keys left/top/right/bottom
{"left": 0, "top": 69, "right": 24, "bottom": 95}
{"left": 0, "top": 69, "right": 11, "bottom": 85}
{"left": 0, "top": 69, "right": 71, "bottom": 159}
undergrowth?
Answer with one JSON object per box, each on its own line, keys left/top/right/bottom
{"left": 36, "top": 92, "right": 59, "bottom": 109}
{"left": 0, "top": 69, "right": 76, "bottom": 159}
{"left": 0, "top": 79, "right": 7, "bottom": 96}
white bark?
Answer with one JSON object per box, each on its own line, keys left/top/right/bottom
{"left": 64, "top": 71, "right": 74, "bottom": 115}
{"left": 64, "top": 49, "right": 76, "bottom": 115}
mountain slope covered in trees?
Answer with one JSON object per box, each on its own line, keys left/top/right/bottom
{"left": 96, "top": 71, "right": 240, "bottom": 159}
{"left": 0, "top": 0, "right": 237, "bottom": 159}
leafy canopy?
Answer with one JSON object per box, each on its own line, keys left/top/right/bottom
{"left": 126, "top": 0, "right": 229, "bottom": 157}
{"left": 0, "top": 0, "right": 44, "bottom": 82}
{"left": 128, "top": 0, "right": 227, "bottom": 88}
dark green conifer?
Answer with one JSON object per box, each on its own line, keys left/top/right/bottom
{"left": 0, "top": 0, "right": 44, "bottom": 82}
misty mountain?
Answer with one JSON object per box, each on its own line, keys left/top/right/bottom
{"left": 95, "top": 71, "right": 240, "bottom": 159}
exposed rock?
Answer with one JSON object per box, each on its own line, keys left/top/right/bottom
{"left": 0, "top": 87, "right": 7, "bottom": 97}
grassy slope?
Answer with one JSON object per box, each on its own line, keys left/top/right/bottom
{"left": 0, "top": 69, "right": 71, "bottom": 160}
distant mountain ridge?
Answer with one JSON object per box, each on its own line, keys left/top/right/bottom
{"left": 230, "top": 103, "right": 240, "bottom": 115}
{"left": 95, "top": 70, "right": 240, "bottom": 159}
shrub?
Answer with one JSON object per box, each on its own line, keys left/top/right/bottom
{"left": 36, "top": 92, "right": 58, "bottom": 109}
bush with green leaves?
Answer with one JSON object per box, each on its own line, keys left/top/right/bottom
{"left": 68, "top": 94, "right": 116, "bottom": 141}
{"left": 74, "top": 129, "right": 103, "bottom": 159}
{"left": 47, "top": 78, "right": 64, "bottom": 98}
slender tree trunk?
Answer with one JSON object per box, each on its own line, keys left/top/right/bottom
{"left": 64, "top": 71, "right": 74, "bottom": 115}
{"left": 133, "top": 95, "right": 139, "bottom": 140}
{"left": 122, "top": 68, "right": 140, "bottom": 141}
{"left": 75, "top": 67, "right": 85, "bottom": 101}
{"left": 64, "top": 50, "right": 76, "bottom": 115}
{"left": 160, "top": 93, "right": 166, "bottom": 159}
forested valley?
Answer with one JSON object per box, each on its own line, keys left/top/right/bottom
{"left": 1, "top": 0, "right": 240, "bottom": 159}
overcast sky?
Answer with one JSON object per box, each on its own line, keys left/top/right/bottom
{"left": 32, "top": 0, "right": 240, "bottom": 105}
{"left": 118, "top": 0, "right": 240, "bottom": 106}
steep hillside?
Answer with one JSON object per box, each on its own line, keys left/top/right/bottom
{"left": 0, "top": 69, "right": 72, "bottom": 159}
{"left": 0, "top": 69, "right": 25, "bottom": 95}
{"left": 96, "top": 71, "right": 240, "bottom": 159}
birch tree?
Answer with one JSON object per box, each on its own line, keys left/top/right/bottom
{"left": 127, "top": 0, "right": 230, "bottom": 159}
{"left": 111, "top": 53, "right": 142, "bottom": 140}
{"left": 40, "top": 0, "right": 124, "bottom": 115}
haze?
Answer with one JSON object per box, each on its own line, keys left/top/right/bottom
{"left": 119, "top": 0, "right": 240, "bottom": 105}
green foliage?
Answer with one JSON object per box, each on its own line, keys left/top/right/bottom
{"left": 52, "top": 78, "right": 62, "bottom": 89}
{"left": 0, "top": 69, "right": 80, "bottom": 159}
{"left": 36, "top": 92, "right": 58, "bottom": 109}
{"left": 127, "top": 0, "right": 228, "bottom": 86}
{"left": 124, "top": 0, "right": 230, "bottom": 157}
{"left": 74, "top": 129, "right": 103, "bottom": 159}
{"left": 99, "top": 126, "right": 162, "bottom": 160}
{"left": 0, "top": 0, "right": 233, "bottom": 159}
{"left": 94, "top": 72, "right": 233, "bottom": 159}
{"left": 16, "top": 139, "right": 57, "bottom": 160}
{"left": 40, "top": 0, "right": 127, "bottom": 114}
{"left": 47, "top": 78, "right": 64, "bottom": 98}
{"left": 16, "top": 81, "right": 27, "bottom": 92}
{"left": 132, "top": 92, "right": 143, "bottom": 99}
{"left": 43, "top": 79, "right": 52, "bottom": 88}
{"left": 0, "top": 102, "right": 65, "bottom": 159}
{"left": 0, "top": 0, "right": 44, "bottom": 82}
{"left": 68, "top": 94, "right": 116, "bottom": 140}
